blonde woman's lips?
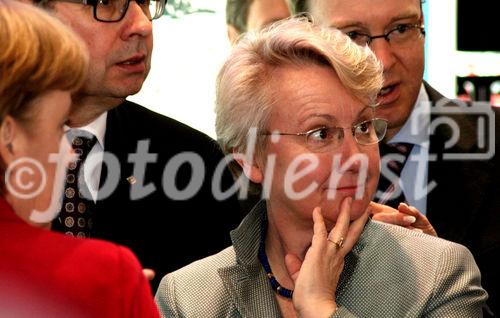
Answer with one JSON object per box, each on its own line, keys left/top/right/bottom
{"left": 324, "top": 185, "right": 360, "bottom": 197}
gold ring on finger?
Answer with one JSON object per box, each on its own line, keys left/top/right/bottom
{"left": 327, "top": 236, "right": 344, "bottom": 249}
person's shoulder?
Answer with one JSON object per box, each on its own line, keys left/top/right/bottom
{"left": 77, "top": 238, "right": 142, "bottom": 270}
{"left": 73, "top": 238, "right": 160, "bottom": 317}
{"left": 156, "top": 247, "right": 237, "bottom": 316}
{"left": 46, "top": 234, "right": 144, "bottom": 283}
{"left": 2, "top": 220, "right": 135, "bottom": 269}
{"left": 1, "top": 227, "right": 154, "bottom": 317}
{"left": 367, "top": 221, "right": 486, "bottom": 315}
{"left": 25, "top": 228, "right": 142, "bottom": 280}
{"left": 367, "top": 220, "right": 475, "bottom": 263}
{"left": 162, "top": 246, "right": 236, "bottom": 285}
{"left": 111, "top": 100, "right": 222, "bottom": 154}
{"left": 362, "top": 221, "right": 482, "bottom": 298}
{"left": 114, "top": 100, "right": 213, "bottom": 139}
{"left": 370, "top": 220, "right": 459, "bottom": 246}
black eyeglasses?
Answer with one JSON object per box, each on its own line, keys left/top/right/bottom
{"left": 346, "top": 23, "right": 425, "bottom": 47}
{"left": 55, "top": 0, "right": 166, "bottom": 22}
{"left": 263, "top": 118, "right": 388, "bottom": 153}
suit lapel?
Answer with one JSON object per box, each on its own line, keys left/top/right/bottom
{"left": 97, "top": 102, "right": 135, "bottom": 202}
{"left": 91, "top": 102, "right": 138, "bottom": 238}
{"left": 218, "top": 264, "right": 282, "bottom": 318}
{"left": 217, "top": 201, "right": 282, "bottom": 317}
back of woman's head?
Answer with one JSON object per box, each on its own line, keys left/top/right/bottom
{"left": 0, "top": 0, "right": 88, "bottom": 194}
{"left": 0, "top": 0, "right": 88, "bottom": 123}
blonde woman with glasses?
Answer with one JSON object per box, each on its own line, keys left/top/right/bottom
{"left": 156, "top": 18, "right": 487, "bottom": 317}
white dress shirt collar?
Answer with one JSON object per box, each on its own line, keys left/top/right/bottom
{"left": 64, "top": 112, "right": 108, "bottom": 202}
{"left": 64, "top": 112, "right": 107, "bottom": 148}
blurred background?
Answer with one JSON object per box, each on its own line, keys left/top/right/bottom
{"left": 129, "top": 0, "right": 500, "bottom": 138}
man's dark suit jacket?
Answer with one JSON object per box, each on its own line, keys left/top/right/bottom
{"left": 89, "top": 100, "right": 244, "bottom": 290}
{"left": 415, "top": 83, "right": 499, "bottom": 314}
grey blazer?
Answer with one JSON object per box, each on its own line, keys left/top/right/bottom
{"left": 155, "top": 201, "right": 487, "bottom": 317}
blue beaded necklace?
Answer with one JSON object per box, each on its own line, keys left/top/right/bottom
{"left": 257, "top": 218, "right": 294, "bottom": 299}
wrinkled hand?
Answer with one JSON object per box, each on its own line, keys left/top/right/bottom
{"left": 142, "top": 268, "right": 155, "bottom": 281}
{"left": 284, "top": 197, "right": 368, "bottom": 318}
{"left": 368, "top": 202, "right": 437, "bottom": 237}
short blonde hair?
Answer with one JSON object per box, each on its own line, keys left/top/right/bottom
{"left": 0, "top": 0, "right": 88, "bottom": 123}
{"left": 215, "top": 17, "right": 383, "bottom": 181}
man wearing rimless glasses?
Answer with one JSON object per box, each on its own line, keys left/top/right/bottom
{"left": 27, "top": 0, "right": 243, "bottom": 290}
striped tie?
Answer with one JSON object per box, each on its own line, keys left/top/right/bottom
{"left": 377, "top": 142, "right": 413, "bottom": 208}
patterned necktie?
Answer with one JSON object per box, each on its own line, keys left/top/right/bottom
{"left": 52, "top": 131, "right": 97, "bottom": 238}
{"left": 377, "top": 142, "right": 414, "bottom": 208}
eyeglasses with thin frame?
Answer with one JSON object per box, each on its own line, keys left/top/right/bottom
{"left": 54, "top": 0, "right": 167, "bottom": 23}
{"left": 262, "top": 118, "right": 388, "bottom": 153}
{"left": 345, "top": 23, "right": 425, "bottom": 47}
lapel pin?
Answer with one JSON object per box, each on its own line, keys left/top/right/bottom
{"left": 126, "top": 176, "right": 137, "bottom": 185}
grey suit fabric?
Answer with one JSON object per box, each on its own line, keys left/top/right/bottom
{"left": 156, "top": 201, "right": 487, "bottom": 317}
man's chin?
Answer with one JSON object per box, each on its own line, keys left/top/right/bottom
{"left": 375, "top": 102, "right": 397, "bottom": 117}
{"left": 110, "top": 84, "right": 144, "bottom": 98}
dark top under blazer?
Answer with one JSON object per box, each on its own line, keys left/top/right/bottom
{"left": 89, "top": 100, "right": 243, "bottom": 290}
{"left": 421, "top": 83, "right": 500, "bottom": 315}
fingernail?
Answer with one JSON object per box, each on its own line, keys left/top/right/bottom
{"left": 413, "top": 228, "right": 423, "bottom": 233}
{"left": 399, "top": 202, "right": 408, "bottom": 208}
{"left": 403, "top": 216, "right": 416, "bottom": 224}
{"left": 342, "top": 197, "right": 352, "bottom": 208}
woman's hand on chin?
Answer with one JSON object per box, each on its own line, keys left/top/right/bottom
{"left": 285, "top": 197, "right": 368, "bottom": 318}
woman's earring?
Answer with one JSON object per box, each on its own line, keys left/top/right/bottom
{"left": 6, "top": 143, "right": 13, "bottom": 154}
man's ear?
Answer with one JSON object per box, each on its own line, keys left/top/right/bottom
{"left": 233, "top": 151, "right": 264, "bottom": 184}
{"left": 0, "top": 116, "right": 18, "bottom": 163}
{"left": 227, "top": 24, "right": 241, "bottom": 46}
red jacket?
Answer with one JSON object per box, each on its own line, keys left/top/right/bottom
{"left": 0, "top": 198, "right": 159, "bottom": 318}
